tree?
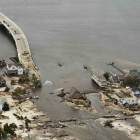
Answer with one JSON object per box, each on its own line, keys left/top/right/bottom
{"left": 5, "top": 87, "right": 10, "bottom": 92}
{"left": 0, "top": 128, "right": 7, "bottom": 139}
{"left": 3, "top": 123, "right": 16, "bottom": 136}
{"left": 2, "top": 102, "right": 9, "bottom": 111}
{"left": 103, "top": 72, "right": 109, "bottom": 81}
{"left": 12, "top": 87, "right": 27, "bottom": 96}
{"left": 123, "top": 76, "right": 140, "bottom": 87}
{"left": 11, "top": 80, "right": 16, "bottom": 85}
{"left": 18, "top": 72, "right": 30, "bottom": 84}
{"left": 30, "top": 75, "right": 42, "bottom": 88}
{"left": 25, "top": 118, "right": 31, "bottom": 129}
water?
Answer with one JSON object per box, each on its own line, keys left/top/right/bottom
{"left": 0, "top": 0, "right": 140, "bottom": 139}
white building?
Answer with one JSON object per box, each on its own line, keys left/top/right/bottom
{"left": 5, "top": 64, "right": 25, "bottom": 75}
{"left": 119, "top": 96, "right": 138, "bottom": 106}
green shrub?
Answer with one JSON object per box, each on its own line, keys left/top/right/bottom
{"left": 5, "top": 87, "right": 10, "bottom": 92}
{"left": 12, "top": 87, "right": 27, "bottom": 96}
{"left": 13, "top": 113, "right": 24, "bottom": 120}
{"left": 9, "top": 123, "right": 17, "bottom": 129}
{"left": 2, "top": 102, "right": 9, "bottom": 111}
{"left": 0, "top": 128, "right": 7, "bottom": 139}
{"left": 4, "top": 123, "right": 16, "bottom": 136}
{"left": 11, "top": 80, "right": 16, "bottom": 85}
{"left": 123, "top": 76, "right": 140, "bottom": 87}
{"left": 103, "top": 72, "right": 109, "bottom": 81}
{"left": 25, "top": 118, "right": 31, "bottom": 129}
{"left": 18, "top": 72, "right": 30, "bottom": 84}
{"left": 121, "top": 90, "right": 131, "bottom": 97}
{"left": 104, "top": 120, "right": 113, "bottom": 128}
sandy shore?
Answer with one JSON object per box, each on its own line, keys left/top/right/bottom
{"left": 0, "top": 95, "right": 44, "bottom": 138}
{"left": 99, "top": 118, "right": 140, "bottom": 140}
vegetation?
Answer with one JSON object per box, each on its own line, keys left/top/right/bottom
{"left": 13, "top": 57, "right": 20, "bottom": 63}
{"left": 0, "top": 114, "right": 9, "bottom": 119}
{"left": 4, "top": 123, "right": 16, "bottom": 136}
{"left": 2, "top": 102, "right": 9, "bottom": 111}
{"left": 104, "top": 120, "right": 113, "bottom": 128}
{"left": 123, "top": 76, "right": 140, "bottom": 87}
{"left": 74, "top": 101, "right": 84, "bottom": 105}
{"left": 13, "top": 113, "right": 24, "bottom": 120}
{"left": 30, "top": 75, "right": 42, "bottom": 88}
{"left": 121, "top": 90, "right": 131, "bottom": 97}
{"left": 115, "top": 92, "right": 121, "bottom": 98}
{"left": 57, "top": 92, "right": 66, "bottom": 98}
{"left": 0, "top": 128, "right": 7, "bottom": 139}
{"left": 103, "top": 92, "right": 118, "bottom": 105}
{"left": 25, "top": 117, "right": 31, "bottom": 129}
{"left": 9, "top": 123, "right": 17, "bottom": 129}
{"left": 12, "top": 87, "right": 28, "bottom": 96}
{"left": 103, "top": 72, "right": 110, "bottom": 81}
{"left": 5, "top": 86, "right": 10, "bottom": 92}
{"left": 18, "top": 72, "right": 42, "bottom": 89}
{"left": 11, "top": 80, "right": 16, "bottom": 85}
{"left": 18, "top": 72, "right": 30, "bottom": 84}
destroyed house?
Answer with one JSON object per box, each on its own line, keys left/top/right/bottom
{"left": 69, "top": 87, "right": 85, "bottom": 99}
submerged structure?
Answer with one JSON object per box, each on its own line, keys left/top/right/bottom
{"left": 91, "top": 69, "right": 107, "bottom": 87}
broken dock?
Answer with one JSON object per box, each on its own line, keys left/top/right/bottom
{"left": 107, "top": 62, "right": 126, "bottom": 75}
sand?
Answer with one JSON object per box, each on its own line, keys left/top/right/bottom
{"left": 0, "top": 95, "right": 44, "bottom": 138}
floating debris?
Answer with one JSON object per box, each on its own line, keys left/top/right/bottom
{"left": 58, "top": 63, "right": 62, "bottom": 67}
{"left": 43, "top": 80, "right": 52, "bottom": 87}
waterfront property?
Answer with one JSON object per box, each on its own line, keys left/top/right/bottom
{"left": 69, "top": 87, "right": 86, "bottom": 99}
{"left": 130, "top": 70, "right": 140, "bottom": 78}
{"left": 119, "top": 96, "right": 138, "bottom": 106}
{"left": 130, "top": 87, "right": 140, "bottom": 98}
{"left": 110, "top": 73, "right": 126, "bottom": 84}
{"left": 0, "top": 77, "right": 6, "bottom": 87}
{"left": 116, "top": 75, "right": 126, "bottom": 83}
{"left": 91, "top": 69, "right": 107, "bottom": 87}
{"left": 5, "top": 64, "right": 25, "bottom": 75}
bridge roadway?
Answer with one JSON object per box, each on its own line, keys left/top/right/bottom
{"left": 0, "top": 12, "right": 40, "bottom": 77}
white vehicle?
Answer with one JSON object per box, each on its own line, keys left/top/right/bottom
{"left": 16, "top": 36, "right": 20, "bottom": 40}
{"left": 33, "top": 96, "right": 39, "bottom": 99}
{"left": 10, "top": 27, "right": 13, "bottom": 30}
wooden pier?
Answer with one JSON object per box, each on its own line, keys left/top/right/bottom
{"left": 107, "top": 62, "right": 126, "bottom": 75}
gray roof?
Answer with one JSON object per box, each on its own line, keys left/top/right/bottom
{"left": 7, "top": 63, "right": 18, "bottom": 68}
{"left": 130, "top": 69, "right": 138, "bottom": 73}
{"left": 132, "top": 87, "right": 140, "bottom": 92}
{"left": 117, "top": 75, "right": 125, "bottom": 79}
{"left": 112, "top": 76, "right": 118, "bottom": 81}
{"left": 69, "top": 87, "right": 83, "bottom": 99}
{"left": 5, "top": 66, "right": 18, "bottom": 73}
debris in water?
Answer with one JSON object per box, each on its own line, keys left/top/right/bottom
{"left": 58, "top": 63, "right": 62, "bottom": 67}
{"left": 43, "top": 80, "right": 52, "bottom": 88}
{"left": 83, "top": 65, "right": 87, "bottom": 69}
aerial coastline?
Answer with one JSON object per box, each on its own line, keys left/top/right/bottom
{"left": 1, "top": 1, "right": 140, "bottom": 140}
